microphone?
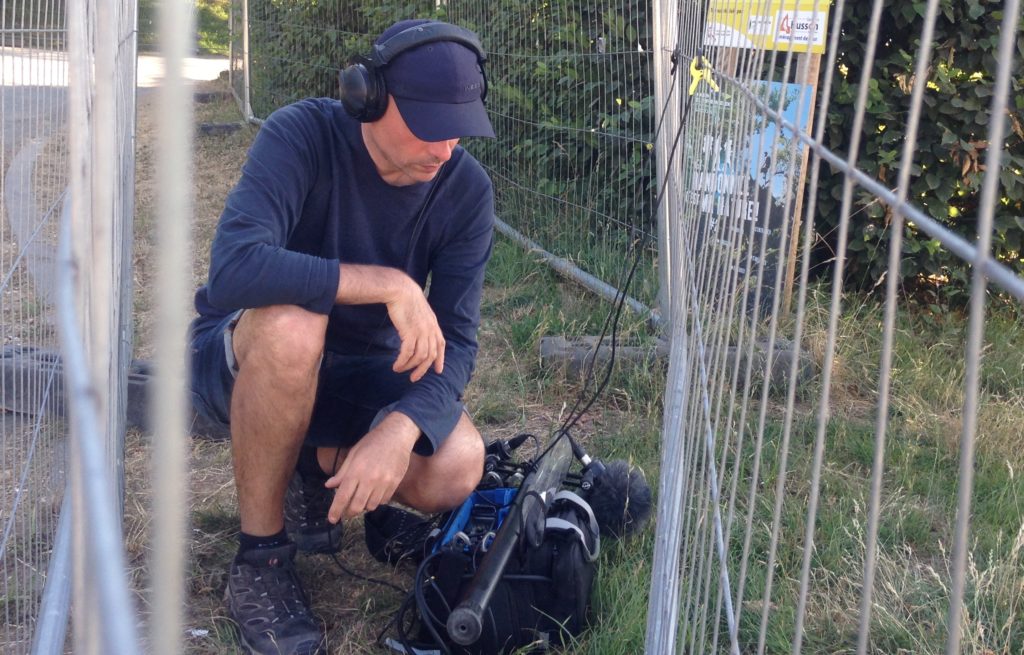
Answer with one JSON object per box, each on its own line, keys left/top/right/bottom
{"left": 581, "top": 459, "right": 652, "bottom": 539}
{"left": 481, "top": 434, "right": 533, "bottom": 488}
{"left": 485, "top": 433, "right": 531, "bottom": 462}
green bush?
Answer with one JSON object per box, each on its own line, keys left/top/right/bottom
{"left": 138, "top": 0, "right": 229, "bottom": 55}
{"left": 247, "top": 1, "right": 439, "bottom": 117}
{"left": 457, "top": 0, "right": 656, "bottom": 241}
{"left": 818, "top": 0, "right": 1024, "bottom": 305}
{"left": 196, "top": 0, "right": 230, "bottom": 55}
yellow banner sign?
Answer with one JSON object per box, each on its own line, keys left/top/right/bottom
{"left": 704, "top": 0, "right": 830, "bottom": 54}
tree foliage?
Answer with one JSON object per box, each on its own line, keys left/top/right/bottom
{"left": 247, "top": 0, "right": 438, "bottom": 117}
{"left": 818, "top": 0, "right": 1024, "bottom": 304}
{"left": 244, "top": 0, "right": 1023, "bottom": 306}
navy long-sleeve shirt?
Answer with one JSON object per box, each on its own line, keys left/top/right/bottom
{"left": 193, "top": 98, "right": 495, "bottom": 452}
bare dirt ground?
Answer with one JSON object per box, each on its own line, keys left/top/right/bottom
{"left": 127, "top": 77, "right": 570, "bottom": 654}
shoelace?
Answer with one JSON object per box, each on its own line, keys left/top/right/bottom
{"left": 246, "top": 564, "right": 313, "bottom": 621}
{"left": 293, "top": 476, "right": 333, "bottom": 522}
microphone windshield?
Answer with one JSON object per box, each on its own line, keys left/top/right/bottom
{"left": 585, "top": 459, "right": 652, "bottom": 539}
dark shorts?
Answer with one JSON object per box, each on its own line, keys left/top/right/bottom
{"left": 189, "top": 310, "right": 427, "bottom": 450}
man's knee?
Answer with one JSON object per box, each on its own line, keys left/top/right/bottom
{"left": 441, "top": 426, "right": 485, "bottom": 503}
{"left": 232, "top": 305, "right": 327, "bottom": 376}
{"left": 401, "top": 417, "right": 484, "bottom": 513}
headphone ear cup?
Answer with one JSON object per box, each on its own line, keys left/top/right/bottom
{"left": 339, "top": 62, "right": 370, "bottom": 121}
{"left": 339, "top": 60, "right": 388, "bottom": 123}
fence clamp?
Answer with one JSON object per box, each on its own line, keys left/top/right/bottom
{"left": 688, "top": 56, "right": 720, "bottom": 95}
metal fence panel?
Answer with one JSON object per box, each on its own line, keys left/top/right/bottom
{"left": 62, "top": 0, "right": 138, "bottom": 647}
{"left": 649, "top": 0, "right": 1024, "bottom": 652}
{"left": 0, "top": 0, "right": 138, "bottom": 650}
{"left": 1, "top": 5, "right": 68, "bottom": 651}
{"left": 231, "top": 0, "right": 662, "bottom": 316}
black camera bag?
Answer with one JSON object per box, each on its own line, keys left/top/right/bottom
{"left": 380, "top": 489, "right": 599, "bottom": 654}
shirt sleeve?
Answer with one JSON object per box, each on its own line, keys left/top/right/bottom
{"left": 204, "top": 103, "right": 340, "bottom": 315}
{"left": 393, "top": 178, "right": 495, "bottom": 454}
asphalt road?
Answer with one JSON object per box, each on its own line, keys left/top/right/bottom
{"left": 1, "top": 47, "right": 229, "bottom": 307}
{"left": 1, "top": 48, "right": 229, "bottom": 154}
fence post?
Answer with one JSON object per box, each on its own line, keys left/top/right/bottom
{"left": 651, "top": 0, "right": 680, "bottom": 332}
{"left": 241, "top": 0, "right": 253, "bottom": 121}
{"left": 149, "top": 0, "right": 196, "bottom": 653}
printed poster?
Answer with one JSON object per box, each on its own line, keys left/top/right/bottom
{"left": 704, "top": 0, "right": 830, "bottom": 54}
{"left": 687, "top": 81, "right": 814, "bottom": 314}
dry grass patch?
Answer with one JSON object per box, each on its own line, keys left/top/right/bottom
{"left": 133, "top": 76, "right": 253, "bottom": 358}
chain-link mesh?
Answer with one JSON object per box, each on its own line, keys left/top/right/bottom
{"left": 0, "top": 3, "right": 68, "bottom": 650}
{"left": 230, "top": 0, "right": 660, "bottom": 311}
{"left": 0, "top": 0, "right": 138, "bottom": 651}
{"left": 444, "top": 1, "right": 659, "bottom": 310}
{"left": 649, "top": 0, "right": 1024, "bottom": 652}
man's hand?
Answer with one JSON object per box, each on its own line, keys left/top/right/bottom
{"left": 386, "top": 280, "right": 445, "bottom": 382}
{"left": 335, "top": 264, "right": 444, "bottom": 382}
{"left": 325, "top": 412, "right": 420, "bottom": 522}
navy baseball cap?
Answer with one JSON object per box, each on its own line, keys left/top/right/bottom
{"left": 377, "top": 19, "right": 495, "bottom": 141}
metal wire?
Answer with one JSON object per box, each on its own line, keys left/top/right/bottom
{"left": 852, "top": 0, "right": 942, "bottom": 650}
{"left": 944, "top": 2, "right": 1022, "bottom": 652}
{"left": 1, "top": 2, "right": 68, "bottom": 650}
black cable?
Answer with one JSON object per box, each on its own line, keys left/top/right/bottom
{"left": 321, "top": 448, "right": 423, "bottom": 598}
{"left": 328, "top": 552, "right": 408, "bottom": 596}
{"left": 377, "top": 592, "right": 416, "bottom": 650}
{"left": 530, "top": 26, "right": 712, "bottom": 468}
{"left": 412, "top": 553, "right": 453, "bottom": 655}
{"left": 429, "top": 579, "right": 454, "bottom": 616}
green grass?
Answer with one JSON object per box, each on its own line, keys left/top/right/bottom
{"left": 138, "top": 0, "right": 229, "bottom": 55}
{"left": 711, "top": 294, "right": 1024, "bottom": 654}
{"left": 475, "top": 257, "right": 1011, "bottom": 650}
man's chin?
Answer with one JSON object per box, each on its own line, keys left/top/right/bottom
{"left": 417, "top": 164, "right": 443, "bottom": 180}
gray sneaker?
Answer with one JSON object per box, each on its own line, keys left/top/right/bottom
{"left": 284, "top": 471, "right": 344, "bottom": 554}
{"left": 225, "top": 543, "right": 325, "bottom": 655}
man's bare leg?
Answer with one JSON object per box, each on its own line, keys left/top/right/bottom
{"left": 230, "top": 305, "right": 328, "bottom": 537}
{"left": 396, "top": 413, "right": 484, "bottom": 512}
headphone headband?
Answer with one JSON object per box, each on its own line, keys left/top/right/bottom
{"left": 368, "top": 23, "right": 486, "bottom": 68}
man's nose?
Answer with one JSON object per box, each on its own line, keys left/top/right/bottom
{"left": 428, "top": 139, "right": 458, "bottom": 162}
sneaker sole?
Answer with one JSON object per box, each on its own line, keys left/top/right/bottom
{"left": 236, "top": 628, "right": 325, "bottom": 655}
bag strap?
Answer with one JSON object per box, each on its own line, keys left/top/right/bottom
{"left": 544, "top": 518, "right": 600, "bottom": 562}
{"left": 544, "top": 490, "right": 601, "bottom": 562}
{"left": 552, "top": 490, "right": 600, "bottom": 537}
{"left": 382, "top": 637, "right": 443, "bottom": 655}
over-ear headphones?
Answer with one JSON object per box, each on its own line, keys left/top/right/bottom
{"left": 339, "top": 22, "right": 488, "bottom": 123}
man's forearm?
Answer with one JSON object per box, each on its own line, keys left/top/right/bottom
{"left": 372, "top": 410, "right": 422, "bottom": 450}
{"left": 335, "top": 263, "right": 413, "bottom": 305}
{"left": 337, "top": 263, "right": 445, "bottom": 382}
